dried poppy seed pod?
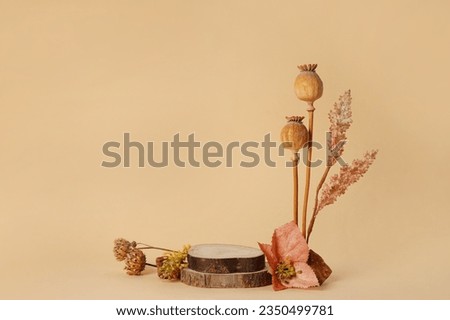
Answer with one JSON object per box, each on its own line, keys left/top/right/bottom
{"left": 280, "top": 116, "right": 308, "bottom": 153}
{"left": 294, "top": 64, "right": 323, "bottom": 110}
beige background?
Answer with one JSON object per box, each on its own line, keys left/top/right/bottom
{"left": 1, "top": 0, "right": 449, "bottom": 299}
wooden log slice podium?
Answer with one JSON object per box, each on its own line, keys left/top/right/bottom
{"left": 181, "top": 244, "right": 272, "bottom": 288}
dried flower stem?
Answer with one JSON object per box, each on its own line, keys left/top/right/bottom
{"left": 292, "top": 153, "right": 299, "bottom": 225}
{"left": 301, "top": 106, "right": 315, "bottom": 238}
{"left": 307, "top": 165, "right": 331, "bottom": 243}
{"left": 146, "top": 263, "right": 157, "bottom": 267}
{"left": 306, "top": 90, "right": 354, "bottom": 243}
{"left": 136, "top": 243, "right": 175, "bottom": 252}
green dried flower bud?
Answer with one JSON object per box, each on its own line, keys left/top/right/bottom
{"left": 157, "top": 245, "right": 191, "bottom": 280}
{"left": 275, "top": 259, "right": 297, "bottom": 283}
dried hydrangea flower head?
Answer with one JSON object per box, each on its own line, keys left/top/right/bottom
{"left": 294, "top": 64, "right": 323, "bottom": 109}
{"left": 124, "top": 247, "right": 146, "bottom": 275}
{"left": 280, "top": 116, "right": 308, "bottom": 154}
{"left": 113, "top": 238, "right": 137, "bottom": 261}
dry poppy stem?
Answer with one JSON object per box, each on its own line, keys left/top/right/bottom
{"left": 292, "top": 153, "right": 299, "bottom": 225}
{"left": 281, "top": 116, "right": 308, "bottom": 226}
{"left": 301, "top": 105, "right": 315, "bottom": 238}
{"left": 307, "top": 165, "right": 331, "bottom": 243}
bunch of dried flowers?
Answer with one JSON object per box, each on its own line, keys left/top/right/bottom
{"left": 113, "top": 238, "right": 189, "bottom": 280}
{"left": 111, "top": 65, "right": 377, "bottom": 292}
{"left": 264, "top": 65, "right": 378, "bottom": 290}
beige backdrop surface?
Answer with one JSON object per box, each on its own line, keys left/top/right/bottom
{"left": 1, "top": 0, "right": 449, "bottom": 299}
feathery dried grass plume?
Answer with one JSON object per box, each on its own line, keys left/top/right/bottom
{"left": 124, "top": 247, "right": 146, "bottom": 275}
{"left": 327, "top": 90, "right": 352, "bottom": 165}
{"left": 317, "top": 150, "right": 378, "bottom": 212}
{"left": 157, "top": 245, "right": 190, "bottom": 280}
{"left": 113, "top": 238, "right": 136, "bottom": 261}
{"left": 306, "top": 90, "right": 371, "bottom": 243}
{"left": 307, "top": 150, "right": 378, "bottom": 242}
